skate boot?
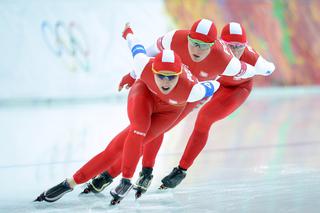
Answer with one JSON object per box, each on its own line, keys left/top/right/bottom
{"left": 110, "top": 178, "right": 133, "bottom": 205}
{"left": 159, "top": 167, "right": 187, "bottom": 189}
{"left": 81, "top": 171, "right": 113, "bottom": 194}
{"left": 34, "top": 179, "right": 73, "bottom": 202}
{"left": 133, "top": 167, "right": 153, "bottom": 199}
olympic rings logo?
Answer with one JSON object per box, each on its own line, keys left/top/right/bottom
{"left": 41, "top": 20, "right": 90, "bottom": 72}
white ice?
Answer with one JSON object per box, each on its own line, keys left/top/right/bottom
{"left": 0, "top": 87, "right": 320, "bottom": 213}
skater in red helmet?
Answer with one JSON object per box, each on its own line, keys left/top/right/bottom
{"left": 85, "top": 19, "right": 274, "bottom": 197}
{"left": 34, "top": 23, "right": 221, "bottom": 205}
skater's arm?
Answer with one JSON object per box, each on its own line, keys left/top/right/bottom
{"left": 245, "top": 45, "right": 276, "bottom": 76}
{"left": 254, "top": 56, "right": 275, "bottom": 76}
{"left": 119, "top": 29, "right": 177, "bottom": 91}
{"left": 215, "top": 41, "right": 274, "bottom": 79}
{"left": 145, "top": 30, "right": 176, "bottom": 56}
{"left": 221, "top": 57, "right": 257, "bottom": 79}
{"left": 187, "top": 80, "right": 220, "bottom": 102}
{"left": 123, "top": 23, "right": 149, "bottom": 79}
{"left": 222, "top": 56, "right": 274, "bottom": 79}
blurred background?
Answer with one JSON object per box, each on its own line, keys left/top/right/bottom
{"left": 1, "top": 0, "right": 320, "bottom": 101}
{"left": 0, "top": 0, "right": 320, "bottom": 212}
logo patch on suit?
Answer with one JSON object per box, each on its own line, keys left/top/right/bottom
{"left": 200, "top": 71, "right": 208, "bottom": 77}
{"left": 169, "top": 99, "right": 178, "bottom": 105}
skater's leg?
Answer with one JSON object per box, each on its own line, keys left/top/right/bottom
{"left": 142, "top": 134, "right": 164, "bottom": 168}
{"left": 111, "top": 104, "right": 184, "bottom": 203}
{"left": 121, "top": 84, "right": 154, "bottom": 179}
{"left": 141, "top": 101, "right": 199, "bottom": 168}
{"left": 107, "top": 158, "right": 122, "bottom": 178}
{"left": 161, "top": 84, "right": 252, "bottom": 189}
{"left": 179, "top": 85, "right": 252, "bottom": 169}
{"left": 110, "top": 82, "right": 155, "bottom": 203}
{"left": 35, "top": 127, "right": 130, "bottom": 202}
{"left": 73, "top": 126, "right": 130, "bottom": 184}
{"left": 122, "top": 104, "right": 184, "bottom": 178}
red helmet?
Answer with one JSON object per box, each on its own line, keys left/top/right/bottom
{"left": 189, "top": 19, "right": 217, "bottom": 43}
{"left": 221, "top": 22, "right": 247, "bottom": 44}
{"left": 152, "top": 49, "right": 182, "bottom": 75}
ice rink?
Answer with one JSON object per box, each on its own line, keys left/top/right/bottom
{"left": 0, "top": 87, "right": 319, "bottom": 213}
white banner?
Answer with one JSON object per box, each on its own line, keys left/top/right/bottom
{"left": 0, "top": 0, "right": 171, "bottom": 100}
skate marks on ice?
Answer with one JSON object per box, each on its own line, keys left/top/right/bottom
{"left": 1, "top": 159, "right": 320, "bottom": 213}
{"left": 30, "top": 189, "right": 181, "bottom": 213}
{"left": 1, "top": 88, "right": 320, "bottom": 212}
{"left": 136, "top": 165, "right": 320, "bottom": 213}
{"left": 31, "top": 190, "right": 133, "bottom": 213}
{"left": 2, "top": 171, "right": 320, "bottom": 213}
{"left": 29, "top": 185, "right": 210, "bottom": 212}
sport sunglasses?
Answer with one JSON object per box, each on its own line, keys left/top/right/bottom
{"left": 187, "top": 35, "right": 215, "bottom": 50}
{"left": 225, "top": 42, "right": 246, "bottom": 49}
{"left": 156, "top": 74, "right": 177, "bottom": 81}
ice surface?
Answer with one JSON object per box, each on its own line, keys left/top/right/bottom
{"left": 0, "top": 88, "right": 320, "bottom": 212}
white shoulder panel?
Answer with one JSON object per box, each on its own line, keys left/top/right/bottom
{"left": 187, "top": 83, "right": 206, "bottom": 102}
{"left": 222, "top": 57, "right": 241, "bottom": 76}
{"left": 161, "top": 30, "right": 177, "bottom": 49}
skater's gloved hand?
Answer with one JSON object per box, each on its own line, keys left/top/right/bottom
{"left": 255, "top": 63, "right": 275, "bottom": 76}
{"left": 122, "top": 22, "right": 133, "bottom": 40}
{"left": 118, "top": 72, "right": 136, "bottom": 91}
{"left": 255, "top": 59, "right": 275, "bottom": 76}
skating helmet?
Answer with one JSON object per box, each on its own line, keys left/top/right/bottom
{"left": 152, "top": 49, "right": 182, "bottom": 76}
{"left": 189, "top": 18, "right": 217, "bottom": 43}
{"left": 221, "top": 22, "right": 247, "bottom": 44}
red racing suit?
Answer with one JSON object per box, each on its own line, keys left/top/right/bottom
{"left": 72, "top": 33, "right": 220, "bottom": 182}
